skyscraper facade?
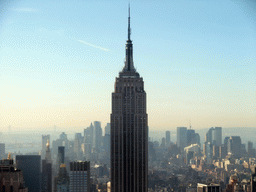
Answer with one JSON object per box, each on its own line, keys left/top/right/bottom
{"left": 0, "top": 155, "right": 28, "bottom": 191}
{"left": 16, "top": 155, "right": 41, "bottom": 192}
{"left": 69, "top": 161, "right": 90, "bottom": 192}
{"left": 165, "top": 131, "right": 171, "bottom": 147}
{"left": 177, "top": 127, "right": 187, "bottom": 150}
{"left": 84, "top": 123, "right": 94, "bottom": 145}
{"left": 42, "top": 140, "right": 52, "bottom": 192}
{"left": 251, "top": 167, "right": 256, "bottom": 192}
{"left": 187, "top": 129, "right": 195, "bottom": 146}
{"left": 57, "top": 146, "right": 65, "bottom": 169}
{"left": 105, "top": 123, "right": 111, "bottom": 135}
{"left": 93, "top": 121, "right": 102, "bottom": 152}
{"left": 213, "top": 127, "right": 222, "bottom": 146}
{"left": 0, "top": 143, "right": 5, "bottom": 159}
{"left": 54, "top": 164, "right": 70, "bottom": 192}
{"left": 248, "top": 141, "right": 254, "bottom": 158}
{"left": 227, "top": 136, "right": 242, "bottom": 158}
{"left": 205, "top": 127, "right": 214, "bottom": 144}
{"left": 110, "top": 7, "right": 148, "bottom": 192}
{"left": 205, "top": 127, "right": 222, "bottom": 146}
{"left": 42, "top": 134, "right": 50, "bottom": 160}
{"left": 74, "top": 133, "right": 83, "bottom": 159}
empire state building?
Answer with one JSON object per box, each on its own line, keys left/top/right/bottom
{"left": 110, "top": 7, "right": 148, "bottom": 192}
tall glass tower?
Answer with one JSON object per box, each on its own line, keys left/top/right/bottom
{"left": 110, "top": 6, "right": 148, "bottom": 192}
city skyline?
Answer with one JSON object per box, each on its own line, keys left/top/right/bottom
{"left": 1, "top": 0, "right": 255, "bottom": 130}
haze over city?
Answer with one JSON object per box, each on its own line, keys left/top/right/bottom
{"left": 1, "top": 1, "right": 256, "bottom": 192}
{"left": 1, "top": 0, "right": 255, "bottom": 131}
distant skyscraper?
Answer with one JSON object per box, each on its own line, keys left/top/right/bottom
{"left": 74, "top": 133, "right": 83, "bottom": 159}
{"left": 93, "top": 121, "right": 102, "bottom": 152}
{"left": 177, "top": 127, "right": 187, "bottom": 150}
{"left": 81, "top": 143, "right": 91, "bottom": 160}
{"left": 227, "top": 136, "right": 242, "bottom": 158}
{"left": 16, "top": 155, "right": 41, "bottom": 192}
{"left": 57, "top": 146, "right": 65, "bottom": 168}
{"left": 212, "top": 144, "right": 220, "bottom": 158}
{"left": 160, "top": 137, "right": 166, "bottom": 149}
{"left": 203, "top": 142, "right": 212, "bottom": 163}
{"left": 213, "top": 127, "right": 222, "bottom": 146}
{"left": 205, "top": 127, "right": 222, "bottom": 146}
{"left": 194, "top": 133, "right": 200, "bottom": 145}
{"left": 105, "top": 123, "right": 111, "bottom": 135}
{"left": 42, "top": 134, "right": 50, "bottom": 159}
{"left": 69, "top": 161, "right": 90, "bottom": 192}
{"left": 166, "top": 131, "right": 171, "bottom": 147}
{"left": 248, "top": 141, "right": 254, "bottom": 158}
{"left": 84, "top": 123, "right": 94, "bottom": 145}
{"left": 205, "top": 127, "right": 214, "bottom": 144}
{"left": 111, "top": 6, "right": 148, "bottom": 192}
{"left": 59, "top": 132, "right": 68, "bottom": 140}
{"left": 222, "top": 136, "right": 230, "bottom": 158}
{"left": 42, "top": 140, "right": 52, "bottom": 192}
{"left": 0, "top": 154, "right": 28, "bottom": 191}
{"left": 54, "top": 164, "right": 70, "bottom": 192}
{"left": 0, "top": 143, "right": 5, "bottom": 159}
{"left": 187, "top": 129, "right": 196, "bottom": 146}
{"left": 52, "top": 133, "right": 69, "bottom": 160}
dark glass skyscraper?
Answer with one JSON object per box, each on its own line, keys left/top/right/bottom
{"left": 16, "top": 155, "right": 41, "bottom": 192}
{"left": 110, "top": 7, "right": 148, "bottom": 192}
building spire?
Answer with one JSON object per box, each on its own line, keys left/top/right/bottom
{"left": 45, "top": 140, "right": 51, "bottom": 163}
{"left": 121, "top": 4, "right": 137, "bottom": 74}
{"left": 7, "top": 152, "right": 11, "bottom": 160}
{"left": 128, "top": 3, "right": 131, "bottom": 40}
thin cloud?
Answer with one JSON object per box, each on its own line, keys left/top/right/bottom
{"left": 78, "top": 40, "right": 110, "bottom": 52}
{"left": 11, "top": 8, "right": 37, "bottom": 12}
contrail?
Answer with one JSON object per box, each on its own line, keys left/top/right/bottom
{"left": 78, "top": 40, "right": 110, "bottom": 52}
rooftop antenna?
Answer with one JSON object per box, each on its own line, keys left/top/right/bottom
{"left": 128, "top": 3, "right": 131, "bottom": 40}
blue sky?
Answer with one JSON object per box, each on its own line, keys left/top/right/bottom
{"left": 0, "top": 0, "right": 255, "bottom": 131}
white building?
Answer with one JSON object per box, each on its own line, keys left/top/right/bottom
{"left": 184, "top": 144, "right": 200, "bottom": 154}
